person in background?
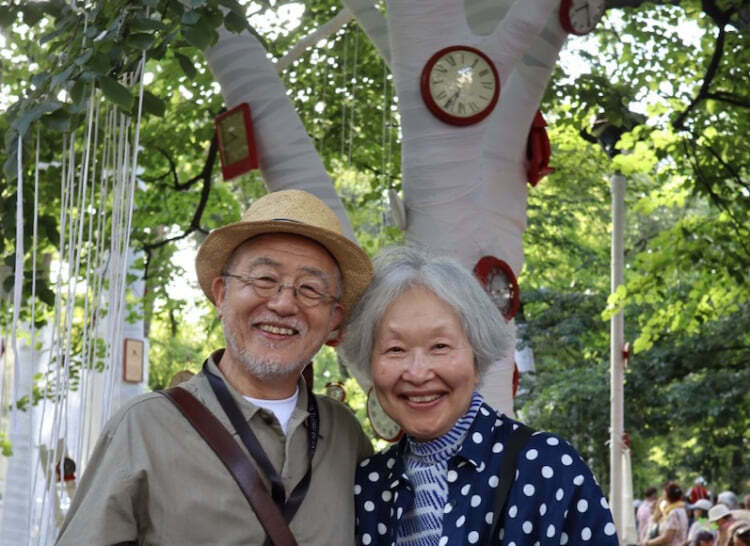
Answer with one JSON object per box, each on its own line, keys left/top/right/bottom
{"left": 688, "top": 499, "right": 714, "bottom": 542}
{"left": 709, "top": 504, "right": 741, "bottom": 546}
{"left": 689, "top": 478, "right": 710, "bottom": 504}
{"left": 339, "top": 246, "right": 619, "bottom": 545}
{"left": 718, "top": 492, "right": 740, "bottom": 510}
{"left": 644, "top": 481, "right": 688, "bottom": 546}
{"left": 639, "top": 487, "right": 659, "bottom": 543}
{"left": 691, "top": 529, "right": 717, "bottom": 546}
{"left": 728, "top": 521, "right": 750, "bottom": 546}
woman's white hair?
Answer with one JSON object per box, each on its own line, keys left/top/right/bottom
{"left": 338, "top": 245, "right": 514, "bottom": 384}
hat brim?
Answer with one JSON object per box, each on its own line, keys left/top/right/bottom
{"left": 196, "top": 219, "right": 373, "bottom": 315}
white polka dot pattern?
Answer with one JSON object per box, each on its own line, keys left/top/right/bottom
{"left": 354, "top": 395, "right": 619, "bottom": 545}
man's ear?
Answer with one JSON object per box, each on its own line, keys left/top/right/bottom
{"left": 211, "top": 276, "right": 227, "bottom": 317}
{"left": 330, "top": 303, "right": 345, "bottom": 332}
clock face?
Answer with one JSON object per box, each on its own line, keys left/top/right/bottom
{"left": 559, "top": 0, "right": 605, "bottom": 35}
{"left": 366, "top": 387, "right": 403, "bottom": 442}
{"left": 214, "top": 103, "right": 258, "bottom": 181}
{"left": 324, "top": 381, "right": 346, "bottom": 403}
{"left": 218, "top": 110, "right": 250, "bottom": 165}
{"left": 420, "top": 45, "right": 500, "bottom": 126}
{"left": 473, "top": 256, "right": 520, "bottom": 321}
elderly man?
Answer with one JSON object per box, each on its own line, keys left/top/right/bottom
{"left": 57, "top": 190, "right": 374, "bottom": 545}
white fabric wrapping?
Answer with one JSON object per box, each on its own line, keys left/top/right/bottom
{"left": 205, "top": 1, "right": 569, "bottom": 414}
{"left": 204, "top": 25, "right": 357, "bottom": 241}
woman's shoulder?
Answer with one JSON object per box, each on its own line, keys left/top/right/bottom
{"left": 356, "top": 441, "right": 402, "bottom": 474}
{"left": 483, "top": 407, "right": 580, "bottom": 458}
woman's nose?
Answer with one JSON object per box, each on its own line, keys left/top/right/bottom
{"left": 401, "top": 351, "right": 435, "bottom": 382}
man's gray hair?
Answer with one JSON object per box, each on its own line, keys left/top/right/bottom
{"left": 338, "top": 245, "right": 514, "bottom": 383}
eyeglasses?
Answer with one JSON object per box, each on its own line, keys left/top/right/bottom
{"left": 223, "top": 272, "right": 338, "bottom": 308}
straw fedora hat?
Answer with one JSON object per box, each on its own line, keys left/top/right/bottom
{"left": 195, "top": 189, "right": 373, "bottom": 315}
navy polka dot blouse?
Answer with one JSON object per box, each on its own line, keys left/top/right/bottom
{"left": 354, "top": 394, "right": 619, "bottom": 545}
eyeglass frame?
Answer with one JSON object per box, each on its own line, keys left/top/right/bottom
{"left": 221, "top": 272, "right": 340, "bottom": 307}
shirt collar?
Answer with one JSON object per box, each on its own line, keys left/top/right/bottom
{"left": 197, "top": 349, "right": 310, "bottom": 426}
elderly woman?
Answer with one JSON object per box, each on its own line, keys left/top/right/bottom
{"left": 339, "top": 246, "right": 618, "bottom": 545}
{"left": 644, "top": 481, "right": 688, "bottom": 546}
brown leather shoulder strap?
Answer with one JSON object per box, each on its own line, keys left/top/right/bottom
{"left": 160, "top": 387, "right": 298, "bottom": 546}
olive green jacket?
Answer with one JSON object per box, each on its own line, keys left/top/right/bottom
{"left": 57, "top": 354, "right": 372, "bottom": 545}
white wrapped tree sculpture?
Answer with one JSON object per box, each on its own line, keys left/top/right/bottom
{"left": 204, "top": 0, "right": 570, "bottom": 414}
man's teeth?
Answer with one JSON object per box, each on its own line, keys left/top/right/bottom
{"left": 408, "top": 394, "right": 441, "bottom": 403}
{"left": 259, "top": 324, "right": 295, "bottom": 335}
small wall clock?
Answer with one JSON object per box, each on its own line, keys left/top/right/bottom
{"left": 559, "top": 0, "right": 606, "bottom": 35}
{"left": 367, "top": 387, "right": 403, "bottom": 442}
{"left": 214, "top": 102, "right": 258, "bottom": 181}
{"left": 473, "top": 256, "right": 520, "bottom": 321}
{"left": 420, "top": 45, "right": 500, "bottom": 126}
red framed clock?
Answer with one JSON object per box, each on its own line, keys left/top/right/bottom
{"left": 367, "top": 387, "right": 403, "bottom": 442}
{"left": 420, "top": 45, "right": 500, "bottom": 126}
{"left": 214, "top": 103, "right": 258, "bottom": 181}
{"left": 559, "top": 0, "right": 605, "bottom": 35}
{"left": 325, "top": 381, "right": 347, "bottom": 403}
{"left": 473, "top": 256, "right": 520, "bottom": 321}
{"left": 526, "top": 110, "right": 555, "bottom": 187}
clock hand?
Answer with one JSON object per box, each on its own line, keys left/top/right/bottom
{"left": 443, "top": 89, "right": 460, "bottom": 110}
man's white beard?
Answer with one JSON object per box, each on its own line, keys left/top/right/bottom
{"left": 220, "top": 300, "right": 328, "bottom": 381}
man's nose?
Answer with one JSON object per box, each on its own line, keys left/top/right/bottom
{"left": 265, "top": 284, "right": 300, "bottom": 314}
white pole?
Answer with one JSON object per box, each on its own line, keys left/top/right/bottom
{"left": 609, "top": 171, "right": 626, "bottom": 540}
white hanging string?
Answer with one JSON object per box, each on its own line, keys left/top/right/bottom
{"left": 346, "top": 30, "right": 359, "bottom": 165}
{"left": 11, "top": 136, "right": 24, "bottom": 428}
{"left": 75, "top": 89, "right": 102, "bottom": 471}
{"left": 10, "top": 129, "right": 31, "bottom": 538}
{"left": 27, "top": 128, "right": 42, "bottom": 539}
{"left": 340, "top": 30, "right": 349, "bottom": 159}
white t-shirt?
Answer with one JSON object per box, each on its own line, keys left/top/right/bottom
{"left": 244, "top": 388, "right": 299, "bottom": 434}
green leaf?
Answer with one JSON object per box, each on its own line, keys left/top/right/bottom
{"left": 74, "top": 49, "right": 94, "bottom": 66}
{"left": 126, "top": 32, "right": 156, "bottom": 50}
{"left": 50, "top": 65, "right": 75, "bottom": 88}
{"left": 174, "top": 52, "right": 197, "bottom": 79}
{"left": 218, "top": 0, "right": 246, "bottom": 18}
{"left": 20, "top": 4, "right": 44, "bottom": 25}
{"left": 41, "top": 109, "right": 73, "bottom": 132}
{"left": 203, "top": 9, "right": 224, "bottom": 29}
{"left": 99, "top": 75, "right": 133, "bottom": 110}
{"left": 181, "top": 11, "right": 201, "bottom": 25}
{"left": 140, "top": 90, "right": 166, "bottom": 117}
{"left": 224, "top": 11, "right": 247, "bottom": 34}
{"left": 70, "top": 79, "right": 87, "bottom": 103}
{"left": 129, "top": 15, "right": 165, "bottom": 33}
{"left": 14, "top": 100, "right": 63, "bottom": 135}
{"left": 86, "top": 52, "right": 110, "bottom": 75}
{"left": 181, "top": 19, "right": 213, "bottom": 50}
{"left": 0, "top": 7, "right": 16, "bottom": 27}
{"left": 31, "top": 72, "right": 50, "bottom": 89}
